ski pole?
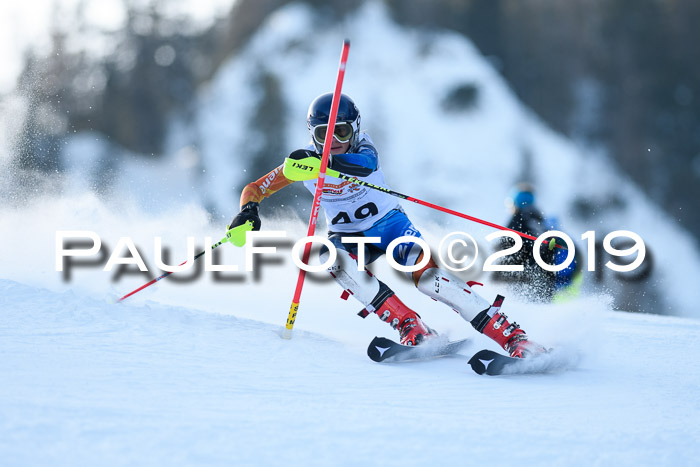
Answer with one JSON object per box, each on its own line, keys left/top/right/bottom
{"left": 323, "top": 167, "right": 567, "bottom": 250}
{"left": 117, "top": 221, "right": 253, "bottom": 302}
{"left": 283, "top": 39, "right": 351, "bottom": 340}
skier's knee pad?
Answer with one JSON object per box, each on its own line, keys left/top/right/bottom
{"left": 416, "top": 267, "right": 490, "bottom": 322}
{"left": 321, "top": 247, "right": 380, "bottom": 306}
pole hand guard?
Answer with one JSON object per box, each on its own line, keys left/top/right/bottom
{"left": 226, "top": 220, "right": 254, "bottom": 247}
{"left": 282, "top": 156, "right": 321, "bottom": 181}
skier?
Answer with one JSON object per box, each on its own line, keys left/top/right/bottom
{"left": 227, "top": 93, "right": 546, "bottom": 358}
{"left": 493, "top": 183, "right": 581, "bottom": 302}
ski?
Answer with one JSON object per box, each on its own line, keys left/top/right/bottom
{"left": 468, "top": 348, "right": 571, "bottom": 376}
{"left": 367, "top": 336, "right": 471, "bottom": 363}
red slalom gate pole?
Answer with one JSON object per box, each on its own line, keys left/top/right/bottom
{"left": 282, "top": 40, "right": 351, "bottom": 339}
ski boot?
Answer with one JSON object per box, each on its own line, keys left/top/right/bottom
{"left": 360, "top": 286, "right": 437, "bottom": 346}
{"left": 471, "top": 295, "right": 546, "bottom": 358}
{"left": 397, "top": 310, "right": 436, "bottom": 347}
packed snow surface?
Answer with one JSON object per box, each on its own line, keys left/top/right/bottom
{"left": 1, "top": 276, "right": 699, "bottom": 466}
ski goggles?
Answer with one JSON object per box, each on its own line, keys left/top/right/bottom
{"left": 311, "top": 122, "right": 354, "bottom": 145}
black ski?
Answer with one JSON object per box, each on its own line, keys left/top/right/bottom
{"left": 367, "top": 336, "right": 471, "bottom": 363}
{"left": 468, "top": 349, "right": 521, "bottom": 375}
{"left": 468, "top": 348, "right": 571, "bottom": 375}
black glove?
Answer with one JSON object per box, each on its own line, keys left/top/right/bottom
{"left": 288, "top": 149, "right": 321, "bottom": 161}
{"left": 228, "top": 201, "right": 261, "bottom": 231}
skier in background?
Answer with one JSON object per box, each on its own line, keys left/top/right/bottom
{"left": 227, "top": 93, "right": 547, "bottom": 357}
{"left": 492, "top": 183, "right": 581, "bottom": 302}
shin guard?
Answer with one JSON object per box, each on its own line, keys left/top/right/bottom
{"left": 416, "top": 267, "right": 490, "bottom": 323}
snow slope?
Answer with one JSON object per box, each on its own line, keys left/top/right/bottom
{"left": 2, "top": 278, "right": 699, "bottom": 466}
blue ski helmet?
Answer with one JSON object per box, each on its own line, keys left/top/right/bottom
{"left": 307, "top": 93, "right": 360, "bottom": 151}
